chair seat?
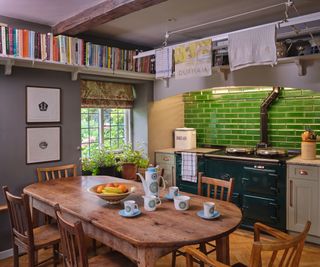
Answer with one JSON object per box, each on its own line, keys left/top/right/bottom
{"left": 33, "top": 224, "right": 60, "bottom": 248}
{"left": 88, "top": 252, "right": 136, "bottom": 267}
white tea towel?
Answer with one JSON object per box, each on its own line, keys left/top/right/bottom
{"left": 155, "top": 47, "right": 173, "bottom": 79}
{"left": 228, "top": 24, "right": 277, "bottom": 71}
{"left": 181, "top": 152, "right": 197, "bottom": 183}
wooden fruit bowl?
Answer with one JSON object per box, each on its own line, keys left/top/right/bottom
{"left": 88, "top": 184, "right": 135, "bottom": 204}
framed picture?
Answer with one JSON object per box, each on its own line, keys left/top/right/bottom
{"left": 26, "top": 127, "right": 61, "bottom": 164}
{"left": 26, "top": 86, "right": 61, "bottom": 123}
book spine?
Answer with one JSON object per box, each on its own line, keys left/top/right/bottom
{"left": 1, "top": 26, "right": 6, "bottom": 55}
{"left": 0, "top": 27, "right": 2, "bottom": 54}
{"left": 9, "top": 27, "right": 14, "bottom": 55}
{"left": 5, "top": 27, "right": 9, "bottom": 55}
{"left": 23, "top": 29, "right": 28, "bottom": 57}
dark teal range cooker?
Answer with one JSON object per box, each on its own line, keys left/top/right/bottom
{"left": 176, "top": 152, "right": 289, "bottom": 230}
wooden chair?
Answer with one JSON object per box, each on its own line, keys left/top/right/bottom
{"left": 37, "top": 163, "right": 77, "bottom": 182}
{"left": 54, "top": 204, "right": 136, "bottom": 267}
{"left": 2, "top": 186, "right": 60, "bottom": 267}
{"left": 36, "top": 163, "right": 98, "bottom": 253}
{"left": 185, "top": 221, "right": 311, "bottom": 267}
{"left": 172, "top": 172, "right": 234, "bottom": 267}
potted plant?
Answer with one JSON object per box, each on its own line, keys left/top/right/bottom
{"left": 118, "top": 145, "right": 149, "bottom": 180}
{"left": 81, "top": 157, "right": 95, "bottom": 175}
{"left": 91, "top": 148, "right": 117, "bottom": 176}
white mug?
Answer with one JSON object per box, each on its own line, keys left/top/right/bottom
{"left": 203, "top": 202, "right": 215, "bottom": 218}
{"left": 124, "top": 200, "right": 139, "bottom": 215}
{"left": 143, "top": 195, "right": 161, "bottom": 211}
{"left": 169, "top": 186, "right": 179, "bottom": 198}
{"left": 174, "top": 195, "right": 190, "bottom": 211}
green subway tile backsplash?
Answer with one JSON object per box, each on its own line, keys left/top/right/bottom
{"left": 184, "top": 87, "right": 320, "bottom": 151}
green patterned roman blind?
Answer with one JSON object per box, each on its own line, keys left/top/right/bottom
{"left": 81, "top": 80, "right": 134, "bottom": 108}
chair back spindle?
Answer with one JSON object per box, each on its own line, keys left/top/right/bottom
{"left": 54, "top": 204, "right": 88, "bottom": 267}
{"left": 37, "top": 164, "right": 77, "bottom": 182}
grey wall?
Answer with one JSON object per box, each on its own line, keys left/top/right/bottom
{"left": 0, "top": 66, "right": 81, "bottom": 251}
{"left": 133, "top": 82, "right": 153, "bottom": 156}
{"left": 154, "top": 60, "right": 320, "bottom": 100}
{"left": 0, "top": 15, "right": 50, "bottom": 33}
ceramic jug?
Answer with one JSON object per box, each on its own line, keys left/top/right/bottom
{"left": 136, "top": 167, "right": 166, "bottom": 197}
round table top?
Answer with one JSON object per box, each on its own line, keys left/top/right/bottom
{"left": 24, "top": 176, "right": 242, "bottom": 248}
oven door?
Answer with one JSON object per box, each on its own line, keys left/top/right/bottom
{"left": 242, "top": 165, "right": 279, "bottom": 197}
{"left": 242, "top": 194, "right": 280, "bottom": 227}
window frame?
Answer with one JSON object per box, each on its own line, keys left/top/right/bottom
{"left": 81, "top": 108, "right": 132, "bottom": 157}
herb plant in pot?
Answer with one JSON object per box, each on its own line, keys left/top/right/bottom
{"left": 81, "top": 157, "right": 94, "bottom": 175}
{"left": 118, "top": 145, "right": 148, "bottom": 180}
{"left": 91, "top": 148, "right": 117, "bottom": 176}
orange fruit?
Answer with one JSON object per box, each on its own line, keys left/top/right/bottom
{"left": 96, "top": 185, "right": 104, "bottom": 193}
{"left": 106, "top": 183, "right": 115, "bottom": 187}
{"left": 118, "top": 184, "right": 128, "bottom": 193}
{"left": 113, "top": 183, "right": 119, "bottom": 187}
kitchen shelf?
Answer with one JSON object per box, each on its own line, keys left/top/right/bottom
{"left": 213, "top": 54, "right": 320, "bottom": 80}
{"left": 0, "top": 55, "right": 155, "bottom": 81}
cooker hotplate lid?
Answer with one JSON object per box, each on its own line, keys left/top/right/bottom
{"left": 226, "top": 147, "right": 255, "bottom": 154}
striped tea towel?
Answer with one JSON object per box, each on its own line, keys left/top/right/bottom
{"left": 181, "top": 152, "right": 197, "bottom": 183}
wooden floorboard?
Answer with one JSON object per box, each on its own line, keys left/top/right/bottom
{"left": 1, "top": 229, "right": 320, "bottom": 266}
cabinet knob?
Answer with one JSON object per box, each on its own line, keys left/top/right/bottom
{"left": 299, "top": 170, "right": 308, "bottom": 175}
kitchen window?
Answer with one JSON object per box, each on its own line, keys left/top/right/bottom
{"left": 81, "top": 108, "right": 131, "bottom": 157}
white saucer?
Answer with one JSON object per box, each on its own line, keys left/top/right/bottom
{"left": 197, "top": 210, "right": 220, "bottom": 220}
{"left": 119, "top": 209, "right": 141, "bottom": 218}
{"left": 164, "top": 193, "right": 181, "bottom": 200}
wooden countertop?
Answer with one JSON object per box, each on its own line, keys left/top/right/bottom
{"left": 287, "top": 155, "right": 320, "bottom": 166}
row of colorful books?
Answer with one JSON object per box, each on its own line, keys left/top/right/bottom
{"left": 0, "top": 24, "right": 154, "bottom": 73}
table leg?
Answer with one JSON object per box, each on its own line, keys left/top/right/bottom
{"left": 137, "top": 248, "right": 158, "bottom": 267}
{"left": 216, "top": 235, "right": 230, "bottom": 264}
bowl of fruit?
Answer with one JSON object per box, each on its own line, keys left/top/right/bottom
{"left": 88, "top": 183, "right": 136, "bottom": 204}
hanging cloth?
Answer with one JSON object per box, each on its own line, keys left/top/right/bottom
{"left": 81, "top": 80, "right": 134, "bottom": 108}
{"left": 228, "top": 24, "right": 277, "bottom": 71}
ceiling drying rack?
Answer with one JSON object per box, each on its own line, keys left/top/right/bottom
{"left": 134, "top": 0, "right": 320, "bottom": 60}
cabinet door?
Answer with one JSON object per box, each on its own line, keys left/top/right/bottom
{"left": 287, "top": 178, "right": 319, "bottom": 236}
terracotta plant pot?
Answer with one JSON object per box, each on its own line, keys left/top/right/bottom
{"left": 121, "top": 163, "right": 138, "bottom": 180}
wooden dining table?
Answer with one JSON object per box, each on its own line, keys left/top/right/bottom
{"left": 23, "top": 176, "right": 242, "bottom": 267}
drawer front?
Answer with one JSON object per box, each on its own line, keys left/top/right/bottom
{"left": 288, "top": 165, "right": 318, "bottom": 181}
{"left": 156, "top": 153, "right": 175, "bottom": 165}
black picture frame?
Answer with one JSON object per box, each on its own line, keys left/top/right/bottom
{"left": 26, "top": 86, "right": 61, "bottom": 123}
{"left": 26, "top": 126, "right": 61, "bottom": 164}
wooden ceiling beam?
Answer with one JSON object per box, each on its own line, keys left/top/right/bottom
{"left": 52, "top": 0, "right": 168, "bottom": 36}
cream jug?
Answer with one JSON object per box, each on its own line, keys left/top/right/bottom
{"left": 136, "top": 167, "right": 166, "bottom": 197}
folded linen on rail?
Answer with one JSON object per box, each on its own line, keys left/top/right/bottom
{"left": 181, "top": 152, "right": 197, "bottom": 183}
{"left": 228, "top": 24, "right": 277, "bottom": 71}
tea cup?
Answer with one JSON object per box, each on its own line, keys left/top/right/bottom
{"left": 174, "top": 195, "right": 190, "bottom": 211}
{"left": 143, "top": 195, "right": 161, "bottom": 211}
{"left": 169, "top": 186, "right": 179, "bottom": 198}
{"left": 203, "top": 202, "right": 215, "bottom": 218}
{"left": 124, "top": 200, "right": 139, "bottom": 216}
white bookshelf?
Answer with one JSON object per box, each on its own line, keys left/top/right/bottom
{"left": 0, "top": 55, "right": 155, "bottom": 81}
